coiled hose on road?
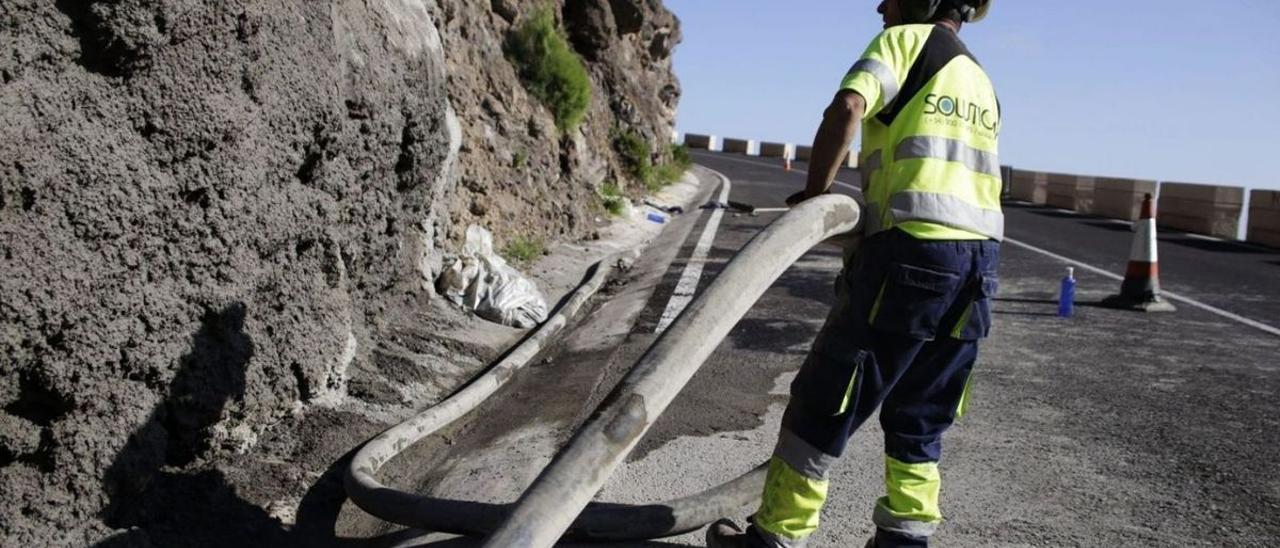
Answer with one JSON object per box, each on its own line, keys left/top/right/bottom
{"left": 344, "top": 195, "right": 861, "bottom": 544}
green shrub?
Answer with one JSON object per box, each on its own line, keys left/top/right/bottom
{"left": 507, "top": 9, "right": 592, "bottom": 132}
{"left": 612, "top": 132, "right": 690, "bottom": 193}
{"left": 670, "top": 143, "right": 692, "bottom": 169}
{"left": 614, "top": 128, "right": 653, "bottom": 185}
{"left": 502, "top": 235, "right": 545, "bottom": 265}
{"left": 513, "top": 149, "right": 528, "bottom": 169}
{"left": 648, "top": 144, "right": 692, "bottom": 190}
{"left": 603, "top": 199, "right": 626, "bottom": 216}
{"left": 651, "top": 163, "right": 684, "bottom": 191}
{"left": 600, "top": 181, "right": 623, "bottom": 198}
{"left": 599, "top": 181, "right": 627, "bottom": 216}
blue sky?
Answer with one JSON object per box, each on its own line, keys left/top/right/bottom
{"left": 667, "top": 0, "right": 1280, "bottom": 191}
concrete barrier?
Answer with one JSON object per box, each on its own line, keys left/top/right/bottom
{"left": 1046, "top": 172, "right": 1095, "bottom": 214}
{"left": 1010, "top": 169, "right": 1047, "bottom": 204}
{"left": 722, "top": 138, "right": 754, "bottom": 155}
{"left": 794, "top": 145, "right": 812, "bottom": 162}
{"left": 1158, "top": 182, "right": 1244, "bottom": 239}
{"left": 1247, "top": 190, "right": 1280, "bottom": 248}
{"left": 1093, "top": 177, "right": 1157, "bottom": 221}
{"left": 759, "top": 141, "right": 793, "bottom": 159}
{"left": 684, "top": 133, "right": 717, "bottom": 151}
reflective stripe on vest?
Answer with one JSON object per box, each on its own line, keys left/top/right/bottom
{"left": 863, "top": 149, "right": 884, "bottom": 172}
{"left": 849, "top": 58, "right": 900, "bottom": 109}
{"left": 888, "top": 191, "right": 1004, "bottom": 241}
{"left": 846, "top": 25, "right": 1002, "bottom": 242}
{"left": 895, "top": 135, "right": 1000, "bottom": 177}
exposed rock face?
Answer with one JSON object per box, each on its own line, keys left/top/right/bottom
{"left": 0, "top": 0, "right": 679, "bottom": 545}
{"left": 438, "top": 0, "right": 681, "bottom": 246}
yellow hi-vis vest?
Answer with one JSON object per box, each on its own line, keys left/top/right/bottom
{"left": 841, "top": 23, "right": 1003, "bottom": 241}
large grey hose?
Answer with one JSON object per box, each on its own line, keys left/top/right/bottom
{"left": 343, "top": 194, "right": 860, "bottom": 543}
{"left": 343, "top": 249, "right": 763, "bottom": 541}
{"left": 343, "top": 252, "right": 632, "bottom": 527}
{"left": 484, "top": 194, "right": 862, "bottom": 546}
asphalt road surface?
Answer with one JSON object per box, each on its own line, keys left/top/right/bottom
{"left": 367, "top": 151, "right": 1280, "bottom": 547}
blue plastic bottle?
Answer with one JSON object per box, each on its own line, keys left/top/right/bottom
{"left": 1058, "top": 266, "right": 1076, "bottom": 318}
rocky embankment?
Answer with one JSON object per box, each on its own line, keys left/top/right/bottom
{"left": 0, "top": 0, "right": 680, "bottom": 544}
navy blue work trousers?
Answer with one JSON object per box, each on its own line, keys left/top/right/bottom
{"left": 784, "top": 228, "right": 1000, "bottom": 546}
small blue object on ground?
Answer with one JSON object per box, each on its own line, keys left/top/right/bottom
{"left": 1058, "top": 266, "right": 1076, "bottom": 318}
{"left": 647, "top": 212, "right": 666, "bottom": 224}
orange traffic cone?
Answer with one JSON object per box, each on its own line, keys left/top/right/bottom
{"left": 1103, "top": 193, "right": 1176, "bottom": 312}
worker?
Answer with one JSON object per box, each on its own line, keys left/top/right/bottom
{"left": 707, "top": 1, "right": 1002, "bottom": 547}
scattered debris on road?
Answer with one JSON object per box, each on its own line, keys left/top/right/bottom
{"left": 437, "top": 225, "right": 549, "bottom": 328}
{"left": 645, "top": 199, "right": 686, "bottom": 215}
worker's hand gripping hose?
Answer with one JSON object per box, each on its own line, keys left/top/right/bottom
{"left": 343, "top": 194, "right": 860, "bottom": 544}
{"left": 484, "top": 194, "right": 861, "bottom": 547}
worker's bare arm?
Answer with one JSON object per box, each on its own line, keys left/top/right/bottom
{"left": 792, "top": 90, "right": 865, "bottom": 205}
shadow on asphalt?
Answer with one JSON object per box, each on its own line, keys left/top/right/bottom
{"left": 730, "top": 318, "right": 821, "bottom": 356}
{"left": 1024, "top": 208, "right": 1087, "bottom": 219}
{"left": 1161, "top": 235, "right": 1276, "bottom": 255}
{"left": 1005, "top": 202, "right": 1280, "bottom": 259}
{"left": 993, "top": 310, "right": 1060, "bottom": 317}
{"left": 718, "top": 221, "right": 772, "bottom": 236}
{"left": 1083, "top": 220, "right": 1133, "bottom": 233}
{"left": 994, "top": 297, "right": 1110, "bottom": 309}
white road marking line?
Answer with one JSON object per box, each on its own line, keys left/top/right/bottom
{"left": 1183, "top": 232, "right": 1225, "bottom": 242}
{"left": 753, "top": 207, "right": 790, "bottom": 213}
{"left": 699, "top": 153, "right": 861, "bottom": 193}
{"left": 655, "top": 169, "right": 732, "bottom": 334}
{"left": 701, "top": 153, "right": 1280, "bottom": 337}
{"left": 1004, "top": 237, "right": 1280, "bottom": 338}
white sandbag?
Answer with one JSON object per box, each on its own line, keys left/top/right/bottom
{"left": 437, "top": 226, "right": 548, "bottom": 328}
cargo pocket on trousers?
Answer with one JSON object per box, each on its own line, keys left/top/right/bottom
{"left": 953, "top": 274, "right": 999, "bottom": 340}
{"left": 869, "top": 263, "right": 961, "bottom": 339}
{"left": 790, "top": 348, "right": 870, "bottom": 417}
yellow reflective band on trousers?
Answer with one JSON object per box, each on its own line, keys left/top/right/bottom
{"left": 955, "top": 373, "right": 973, "bottom": 418}
{"left": 755, "top": 457, "right": 829, "bottom": 541}
{"left": 950, "top": 303, "right": 973, "bottom": 339}
{"left": 836, "top": 368, "right": 859, "bottom": 416}
{"left": 868, "top": 280, "right": 888, "bottom": 324}
{"left": 876, "top": 456, "right": 943, "bottom": 528}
